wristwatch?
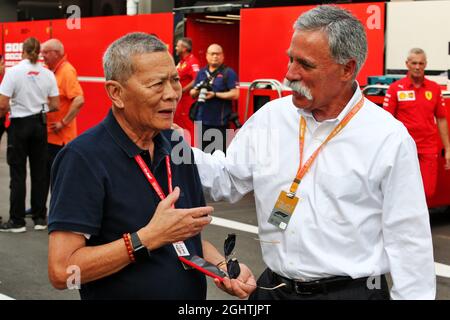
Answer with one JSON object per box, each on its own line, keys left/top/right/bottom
{"left": 130, "top": 232, "right": 151, "bottom": 263}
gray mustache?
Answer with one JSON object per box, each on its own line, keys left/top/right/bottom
{"left": 283, "top": 79, "right": 313, "bottom": 100}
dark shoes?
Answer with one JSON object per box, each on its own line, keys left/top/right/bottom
{"left": 0, "top": 220, "right": 26, "bottom": 233}
{"left": 33, "top": 218, "right": 47, "bottom": 231}
{"left": 0, "top": 218, "right": 47, "bottom": 232}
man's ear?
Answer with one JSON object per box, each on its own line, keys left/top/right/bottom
{"left": 341, "top": 59, "right": 357, "bottom": 82}
{"left": 105, "top": 80, "right": 125, "bottom": 109}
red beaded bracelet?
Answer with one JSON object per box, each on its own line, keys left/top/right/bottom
{"left": 123, "top": 233, "right": 136, "bottom": 263}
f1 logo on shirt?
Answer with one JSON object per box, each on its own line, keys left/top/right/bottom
{"left": 397, "top": 90, "right": 415, "bottom": 101}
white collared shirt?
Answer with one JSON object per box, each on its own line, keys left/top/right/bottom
{"left": 193, "top": 85, "right": 436, "bottom": 299}
{"left": 0, "top": 59, "right": 59, "bottom": 118}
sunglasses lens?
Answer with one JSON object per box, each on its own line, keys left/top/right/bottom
{"left": 227, "top": 258, "right": 241, "bottom": 279}
{"left": 224, "top": 233, "right": 236, "bottom": 257}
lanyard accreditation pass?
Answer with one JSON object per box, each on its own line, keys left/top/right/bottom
{"left": 134, "top": 155, "right": 191, "bottom": 261}
{"left": 268, "top": 97, "right": 365, "bottom": 230}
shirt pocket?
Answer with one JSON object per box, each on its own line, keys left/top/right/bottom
{"left": 316, "top": 171, "right": 364, "bottom": 224}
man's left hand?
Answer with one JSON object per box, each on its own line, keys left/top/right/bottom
{"left": 444, "top": 148, "right": 450, "bottom": 170}
{"left": 50, "top": 121, "right": 64, "bottom": 133}
{"left": 205, "top": 91, "right": 216, "bottom": 100}
{"left": 214, "top": 263, "right": 257, "bottom": 299}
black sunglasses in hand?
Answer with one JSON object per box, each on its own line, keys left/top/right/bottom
{"left": 224, "top": 233, "right": 241, "bottom": 279}
{"left": 222, "top": 233, "right": 287, "bottom": 291}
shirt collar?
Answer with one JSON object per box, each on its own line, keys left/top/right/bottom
{"left": 404, "top": 73, "right": 426, "bottom": 89}
{"left": 52, "top": 55, "right": 68, "bottom": 73}
{"left": 102, "top": 109, "right": 171, "bottom": 159}
{"left": 296, "top": 81, "right": 363, "bottom": 124}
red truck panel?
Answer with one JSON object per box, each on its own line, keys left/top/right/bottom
{"left": 239, "top": 3, "right": 385, "bottom": 86}
{"left": 428, "top": 96, "right": 450, "bottom": 208}
{"left": 51, "top": 13, "right": 173, "bottom": 77}
{"left": 2, "top": 20, "right": 51, "bottom": 67}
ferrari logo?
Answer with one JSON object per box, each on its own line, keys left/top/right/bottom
{"left": 425, "top": 91, "right": 432, "bottom": 100}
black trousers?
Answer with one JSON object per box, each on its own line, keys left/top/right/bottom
{"left": 7, "top": 115, "right": 48, "bottom": 225}
{"left": 199, "top": 124, "right": 227, "bottom": 154}
{"left": 249, "top": 268, "right": 390, "bottom": 300}
{"left": 0, "top": 116, "right": 6, "bottom": 143}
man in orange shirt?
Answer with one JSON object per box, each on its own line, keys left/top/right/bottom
{"left": 41, "top": 39, "right": 84, "bottom": 217}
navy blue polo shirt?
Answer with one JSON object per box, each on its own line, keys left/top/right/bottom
{"left": 194, "top": 65, "right": 238, "bottom": 126}
{"left": 48, "top": 110, "right": 207, "bottom": 300}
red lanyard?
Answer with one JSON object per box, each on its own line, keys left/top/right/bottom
{"left": 135, "top": 154, "right": 189, "bottom": 258}
{"left": 289, "top": 97, "right": 364, "bottom": 196}
{"left": 134, "top": 154, "right": 173, "bottom": 202}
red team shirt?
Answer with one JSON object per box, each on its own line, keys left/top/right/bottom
{"left": 175, "top": 53, "right": 199, "bottom": 142}
{"left": 384, "top": 76, "right": 447, "bottom": 154}
{"left": 177, "top": 53, "right": 200, "bottom": 91}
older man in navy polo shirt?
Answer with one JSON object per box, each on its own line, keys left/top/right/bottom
{"left": 47, "top": 33, "right": 255, "bottom": 300}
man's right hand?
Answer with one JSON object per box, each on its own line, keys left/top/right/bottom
{"left": 138, "top": 187, "right": 213, "bottom": 250}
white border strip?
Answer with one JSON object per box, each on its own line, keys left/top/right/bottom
{"left": 0, "top": 293, "right": 15, "bottom": 300}
{"left": 78, "top": 76, "right": 105, "bottom": 83}
{"left": 211, "top": 216, "right": 258, "bottom": 234}
{"left": 435, "top": 262, "right": 450, "bottom": 278}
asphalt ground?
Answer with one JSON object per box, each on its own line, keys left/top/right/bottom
{"left": 0, "top": 137, "right": 450, "bottom": 300}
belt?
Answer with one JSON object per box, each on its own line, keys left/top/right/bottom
{"left": 10, "top": 113, "right": 42, "bottom": 121}
{"left": 269, "top": 269, "right": 372, "bottom": 295}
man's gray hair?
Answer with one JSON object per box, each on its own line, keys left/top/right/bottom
{"left": 294, "top": 5, "right": 367, "bottom": 79}
{"left": 103, "top": 32, "right": 167, "bottom": 83}
{"left": 408, "top": 48, "right": 427, "bottom": 60}
{"left": 42, "top": 39, "right": 64, "bottom": 55}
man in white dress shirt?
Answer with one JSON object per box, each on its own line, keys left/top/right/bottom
{"left": 192, "top": 5, "right": 436, "bottom": 299}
